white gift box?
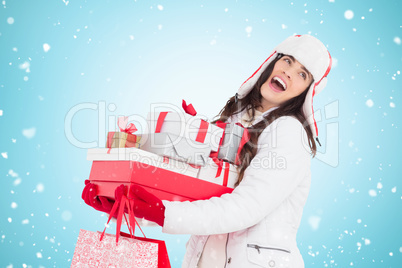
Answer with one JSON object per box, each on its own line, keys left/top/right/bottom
{"left": 139, "top": 132, "right": 211, "bottom": 167}
{"left": 197, "top": 158, "right": 239, "bottom": 188}
{"left": 217, "top": 123, "right": 245, "bottom": 164}
{"left": 147, "top": 112, "right": 224, "bottom": 152}
{"left": 87, "top": 147, "right": 200, "bottom": 178}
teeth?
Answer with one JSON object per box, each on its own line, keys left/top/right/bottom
{"left": 273, "top": 77, "right": 287, "bottom": 90}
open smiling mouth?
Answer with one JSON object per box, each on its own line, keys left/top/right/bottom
{"left": 271, "top": 77, "right": 287, "bottom": 91}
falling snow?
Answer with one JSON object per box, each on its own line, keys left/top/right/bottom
{"left": 19, "top": 62, "right": 30, "bottom": 72}
{"left": 8, "top": 169, "right": 18, "bottom": 178}
{"left": 22, "top": 127, "right": 36, "bottom": 139}
{"left": 245, "top": 26, "right": 252, "bottom": 37}
{"left": 344, "top": 10, "right": 354, "bottom": 20}
{"left": 365, "top": 99, "right": 374, "bottom": 107}
{"left": 308, "top": 216, "right": 321, "bottom": 230}
{"left": 43, "top": 43, "right": 51, "bottom": 52}
{"left": 36, "top": 183, "right": 44, "bottom": 193}
{"left": 7, "top": 17, "right": 14, "bottom": 24}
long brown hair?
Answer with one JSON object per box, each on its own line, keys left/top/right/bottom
{"left": 211, "top": 54, "right": 317, "bottom": 186}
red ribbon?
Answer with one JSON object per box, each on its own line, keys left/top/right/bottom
{"left": 209, "top": 120, "right": 227, "bottom": 158}
{"left": 235, "top": 122, "right": 250, "bottom": 166}
{"left": 154, "top": 100, "right": 209, "bottom": 144}
{"left": 182, "top": 99, "right": 197, "bottom": 116}
{"left": 118, "top": 116, "right": 138, "bottom": 134}
{"left": 106, "top": 132, "right": 115, "bottom": 151}
{"left": 222, "top": 162, "right": 230, "bottom": 187}
{"left": 188, "top": 163, "right": 201, "bottom": 169}
{"left": 211, "top": 157, "right": 224, "bottom": 178}
{"left": 100, "top": 185, "right": 145, "bottom": 244}
{"left": 155, "top": 112, "right": 169, "bottom": 133}
{"left": 196, "top": 119, "right": 209, "bottom": 143}
{"left": 210, "top": 158, "right": 230, "bottom": 186}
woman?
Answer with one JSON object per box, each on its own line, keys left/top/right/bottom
{"left": 83, "top": 34, "right": 332, "bottom": 267}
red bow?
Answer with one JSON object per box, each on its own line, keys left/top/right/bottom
{"left": 182, "top": 99, "right": 197, "bottom": 116}
{"left": 118, "top": 116, "right": 138, "bottom": 134}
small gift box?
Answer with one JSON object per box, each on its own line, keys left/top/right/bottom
{"left": 139, "top": 132, "right": 211, "bottom": 167}
{"left": 211, "top": 121, "right": 250, "bottom": 165}
{"left": 146, "top": 100, "right": 224, "bottom": 152}
{"left": 106, "top": 116, "right": 141, "bottom": 149}
{"left": 107, "top": 132, "right": 141, "bottom": 148}
{"left": 217, "top": 123, "right": 245, "bottom": 164}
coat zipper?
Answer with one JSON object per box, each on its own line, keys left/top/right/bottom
{"left": 224, "top": 234, "right": 229, "bottom": 267}
{"left": 247, "top": 244, "right": 291, "bottom": 254}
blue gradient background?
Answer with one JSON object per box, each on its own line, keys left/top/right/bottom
{"left": 1, "top": 0, "right": 401, "bottom": 267}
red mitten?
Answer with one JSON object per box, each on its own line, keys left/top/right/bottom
{"left": 81, "top": 180, "right": 114, "bottom": 215}
{"left": 129, "top": 185, "right": 165, "bottom": 227}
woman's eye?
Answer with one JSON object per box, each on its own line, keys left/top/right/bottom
{"left": 299, "top": 72, "right": 306, "bottom": 79}
{"left": 284, "top": 58, "right": 290, "bottom": 64}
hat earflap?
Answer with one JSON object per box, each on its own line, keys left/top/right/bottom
{"left": 314, "top": 77, "right": 327, "bottom": 95}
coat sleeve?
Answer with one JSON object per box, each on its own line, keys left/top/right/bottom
{"left": 162, "top": 116, "right": 311, "bottom": 235}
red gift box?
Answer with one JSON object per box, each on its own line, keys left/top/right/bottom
{"left": 89, "top": 160, "right": 233, "bottom": 201}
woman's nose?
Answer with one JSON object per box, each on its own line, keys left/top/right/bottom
{"left": 283, "top": 69, "right": 291, "bottom": 80}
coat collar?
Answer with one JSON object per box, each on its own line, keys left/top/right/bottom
{"left": 249, "top": 106, "right": 279, "bottom": 126}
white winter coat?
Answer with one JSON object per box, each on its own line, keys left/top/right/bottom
{"left": 162, "top": 107, "right": 312, "bottom": 268}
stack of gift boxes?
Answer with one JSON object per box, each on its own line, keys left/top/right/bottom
{"left": 86, "top": 101, "right": 249, "bottom": 202}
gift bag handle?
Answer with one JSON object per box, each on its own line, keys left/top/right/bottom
{"left": 100, "top": 185, "right": 145, "bottom": 244}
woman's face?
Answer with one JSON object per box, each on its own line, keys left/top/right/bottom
{"left": 259, "top": 55, "right": 313, "bottom": 112}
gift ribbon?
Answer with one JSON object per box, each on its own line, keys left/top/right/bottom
{"left": 100, "top": 185, "right": 145, "bottom": 245}
{"left": 163, "top": 156, "right": 169, "bottom": 164}
{"left": 188, "top": 163, "right": 201, "bottom": 169}
{"left": 155, "top": 112, "right": 169, "bottom": 133}
{"left": 106, "top": 132, "right": 115, "bottom": 149}
{"left": 222, "top": 162, "right": 230, "bottom": 187}
{"left": 182, "top": 99, "right": 209, "bottom": 143}
{"left": 118, "top": 116, "right": 138, "bottom": 134}
{"left": 209, "top": 158, "right": 230, "bottom": 186}
{"left": 196, "top": 120, "right": 209, "bottom": 143}
{"left": 211, "top": 157, "right": 224, "bottom": 178}
{"left": 209, "top": 120, "right": 227, "bottom": 158}
{"left": 182, "top": 99, "right": 197, "bottom": 116}
{"left": 154, "top": 101, "right": 209, "bottom": 144}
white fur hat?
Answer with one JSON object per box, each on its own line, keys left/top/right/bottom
{"left": 237, "top": 34, "right": 332, "bottom": 144}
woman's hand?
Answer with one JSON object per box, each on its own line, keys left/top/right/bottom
{"left": 81, "top": 180, "right": 115, "bottom": 214}
{"left": 129, "top": 184, "right": 165, "bottom": 227}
